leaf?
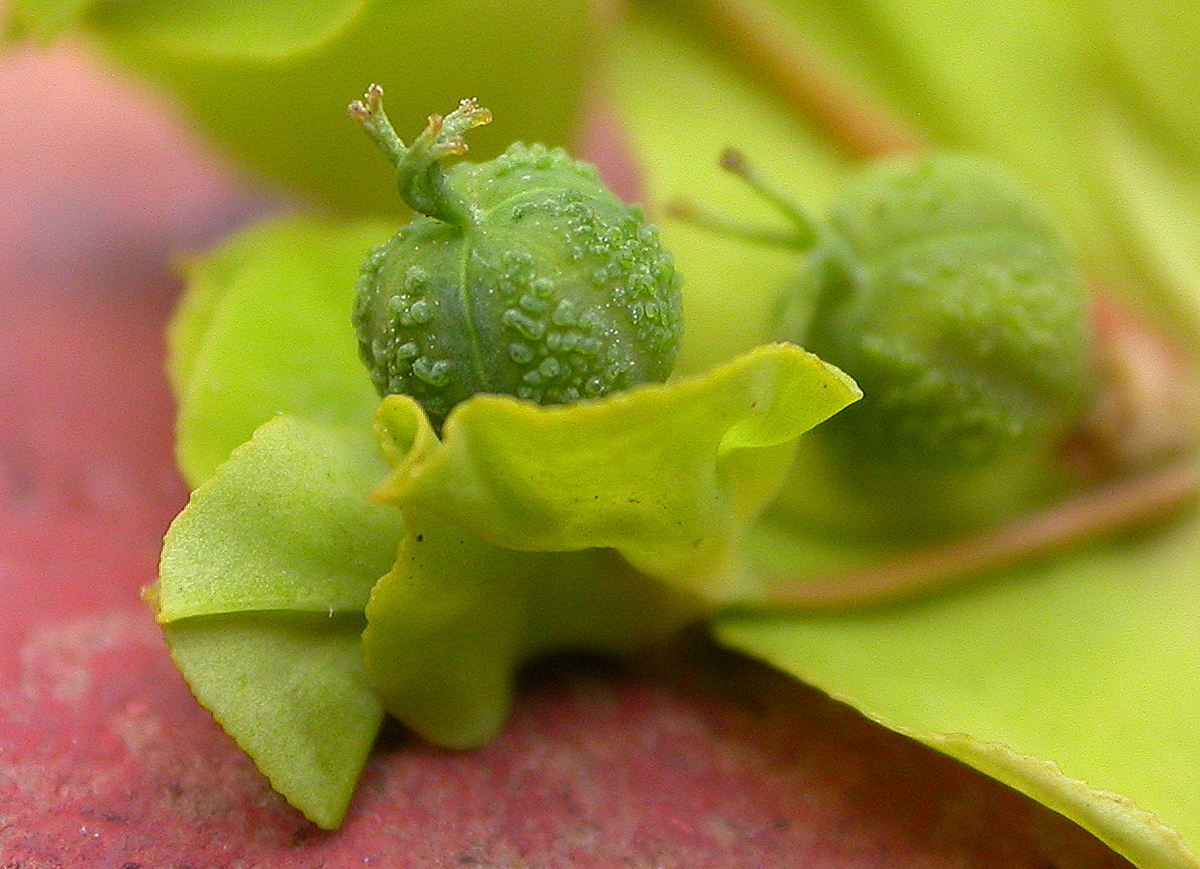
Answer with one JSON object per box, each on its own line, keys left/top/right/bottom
{"left": 154, "top": 414, "right": 403, "bottom": 828}
{"left": 4, "top": 0, "right": 92, "bottom": 40}
{"left": 374, "top": 343, "right": 859, "bottom": 589}
{"left": 363, "top": 517, "right": 680, "bottom": 749}
{"left": 9, "top": 0, "right": 598, "bottom": 214}
{"left": 1088, "top": 0, "right": 1200, "bottom": 165}
{"left": 169, "top": 216, "right": 391, "bottom": 487}
{"left": 86, "top": 0, "right": 370, "bottom": 59}
{"left": 164, "top": 615, "right": 379, "bottom": 831}
{"left": 1093, "top": 105, "right": 1200, "bottom": 340}
{"left": 7, "top": 0, "right": 365, "bottom": 48}
{"left": 362, "top": 343, "right": 861, "bottom": 747}
{"left": 718, "top": 506, "right": 1200, "bottom": 868}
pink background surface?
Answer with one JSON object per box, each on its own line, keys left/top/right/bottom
{"left": 0, "top": 40, "right": 1136, "bottom": 868}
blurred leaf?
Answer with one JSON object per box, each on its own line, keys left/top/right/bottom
{"left": 169, "top": 216, "right": 390, "bottom": 486}
{"left": 5, "top": 0, "right": 91, "bottom": 39}
{"left": 362, "top": 516, "right": 682, "bottom": 748}
{"left": 1089, "top": 0, "right": 1200, "bottom": 165}
{"left": 765, "top": 0, "right": 1111, "bottom": 269}
{"left": 87, "top": 0, "right": 369, "bottom": 58}
{"left": 6, "top": 0, "right": 598, "bottom": 213}
{"left": 1093, "top": 106, "right": 1200, "bottom": 343}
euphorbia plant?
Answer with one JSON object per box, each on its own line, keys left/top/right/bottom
{"left": 154, "top": 88, "right": 862, "bottom": 826}
{"left": 9, "top": 0, "right": 1200, "bottom": 866}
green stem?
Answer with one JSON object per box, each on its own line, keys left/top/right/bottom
{"left": 350, "top": 85, "right": 492, "bottom": 227}
{"left": 348, "top": 84, "right": 407, "bottom": 166}
{"left": 719, "top": 148, "right": 822, "bottom": 248}
{"left": 396, "top": 97, "right": 492, "bottom": 227}
{"left": 665, "top": 197, "right": 813, "bottom": 250}
{"left": 669, "top": 149, "right": 823, "bottom": 251}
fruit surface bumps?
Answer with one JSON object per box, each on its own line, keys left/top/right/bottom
{"left": 354, "top": 142, "right": 682, "bottom": 429}
{"left": 800, "top": 154, "right": 1093, "bottom": 467}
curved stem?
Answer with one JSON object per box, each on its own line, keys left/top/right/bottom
{"left": 665, "top": 196, "right": 814, "bottom": 250}
{"left": 719, "top": 148, "right": 822, "bottom": 248}
{"left": 673, "top": 0, "right": 927, "bottom": 159}
{"left": 752, "top": 458, "right": 1198, "bottom": 612}
{"left": 667, "top": 149, "right": 824, "bottom": 251}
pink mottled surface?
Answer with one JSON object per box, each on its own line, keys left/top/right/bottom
{"left": 0, "top": 40, "right": 1136, "bottom": 868}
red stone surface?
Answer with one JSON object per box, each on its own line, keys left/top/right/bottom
{"left": 0, "top": 40, "right": 1136, "bottom": 869}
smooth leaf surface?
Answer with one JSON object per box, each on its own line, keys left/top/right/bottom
{"left": 154, "top": 414, "right": 402, "bottom": 828}
{"left": 786, "top": 0, "right": 1104, "bottom": 255}
{"left": 363, "top": 516, "right": 686, "bottom": 749}
{"left": 8, "top": 0, "right": 364, "bottom": 47}
{"left": 1089, "top": 0, "right": 1200, "bottom": 165}
{"left": 719, "top": 504, "right": 1200, "bottom": 868}
{"left": 373, "top": 343, "right": 860, "bottom": 588}
{"left": 164, "top": 615, "right": 380, "bottom": 831}
{"left": 363, "top": 343, "right": 860, "bottom": 747}
{"left": 4, "top": 0, "right": 90, "bottom": 39}
{"left": 87, "top": 0, "right": 369, "bottom": 58}
{"left": 1093, "top": 105, "right": 1200, "bottom": 341}
{"left": 157, "top": 414, "right": 399, "bottom": 621}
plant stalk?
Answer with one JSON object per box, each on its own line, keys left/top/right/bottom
{"left": 758, "top": 458, "right": 1198, "bottom": 611}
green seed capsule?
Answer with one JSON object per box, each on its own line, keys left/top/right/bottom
{"left": 690, "top": 150, "right": 1096, "bottom": 534}
{"left": 797, "top": 154, "right": 1094, "bottom": 469}
{"left": 350, "top": 86, "right": 682, "bottom": 430}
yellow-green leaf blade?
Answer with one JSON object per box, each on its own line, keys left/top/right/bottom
{"left": 169, "top": 216, "right": 390, "bottom": 487}
{"left": 157, "top": 415, "right": 399, "bottom": 622}
{"left": 718, "top": 507, "right": 1200, "bottom": 868}
{"left": 363, "top": 342, "right": 858, "bottom": 747}
{"left": 155, "top": 414, "right": 402, "bottom": 828}
{"left": 375, "top": 343, "right": 860, "bottom": 594}
{"left": 165, "top": 614, "right": 382, "bottom": 831}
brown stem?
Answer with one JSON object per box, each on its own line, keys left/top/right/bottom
{"left": 677, "top": 0, "right": 927, "bottom": 159}
{"left": 757, "top": 459, "right": 1198, "bottom": 612}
